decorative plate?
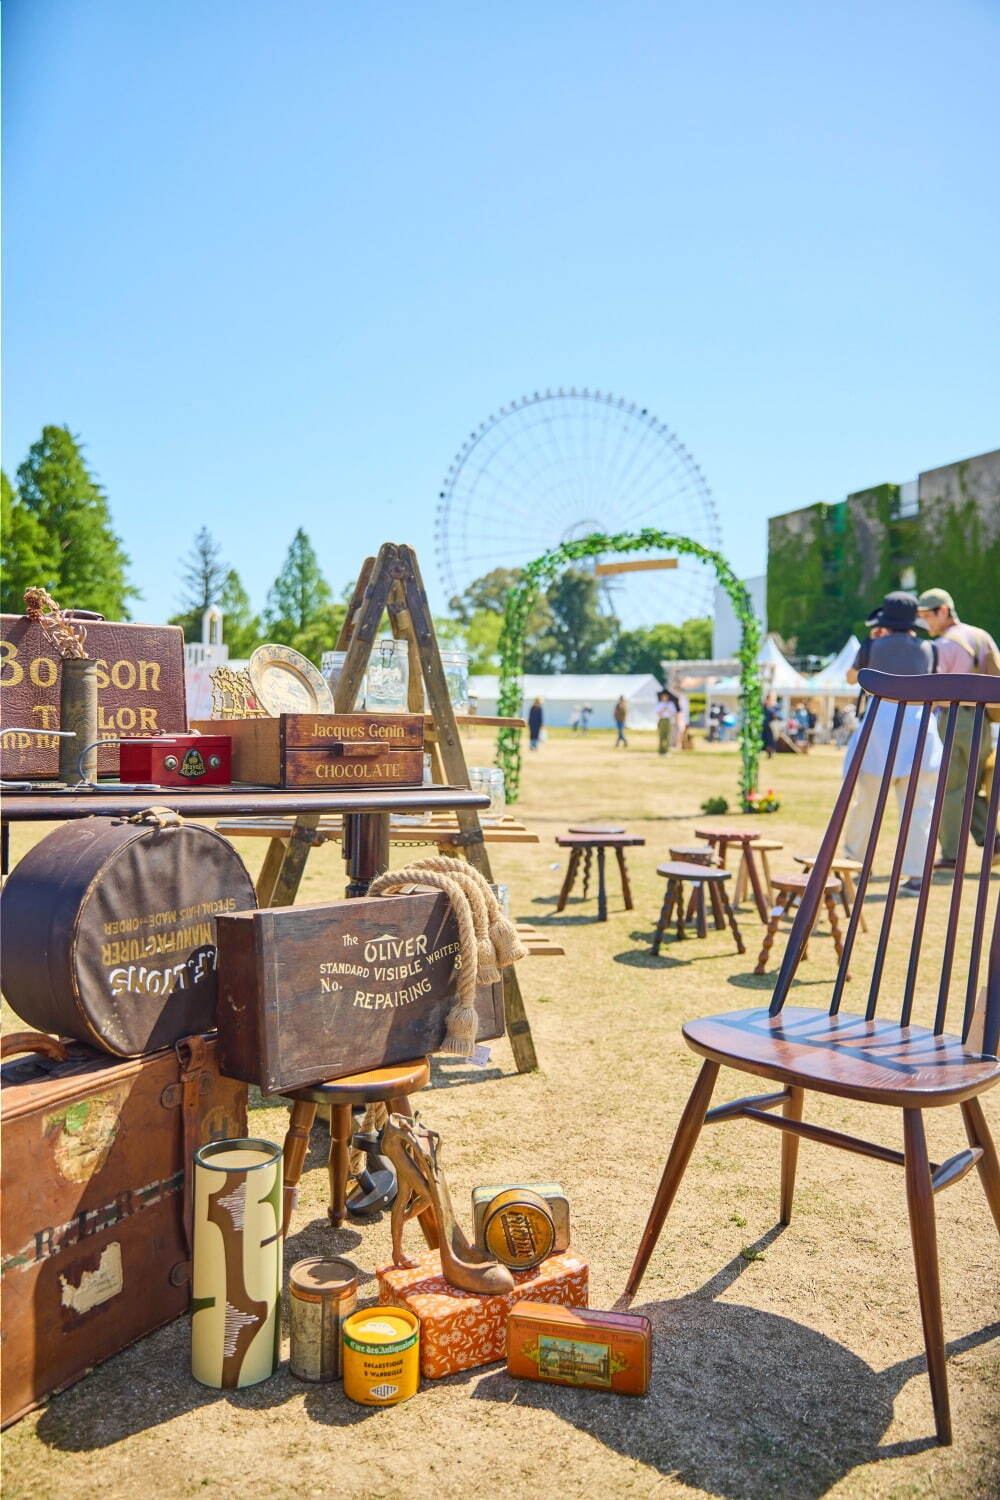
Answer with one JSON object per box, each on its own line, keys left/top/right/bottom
{"left": 247, "top": 644, "right": 335, "bottom": 716}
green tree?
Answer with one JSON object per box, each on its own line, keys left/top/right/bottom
{"left": 543, "top": 568, "right": 618, "bottom": 671}
{"left": 1, "top": 470, "right": 58, "bottom": 612}
{"left": 219, "top": 569, "right": 262, "bottom": 658}
{"left": 9, "top": 426, "right": 136, "bottom": 618}
{"left": 263, "top": 529, "right": 344, "bottom": 661}
{"left": 169, "top": 527, "right": 230, "bottom": 643}
{"left": 601, "top": 618, "right": 712, "bottom": 674}
{"left": 450, "top": 566, "right": 555, "bottom": 670}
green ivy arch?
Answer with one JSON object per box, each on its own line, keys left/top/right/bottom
{"left": 494, "top": 529, "right": 763, "bottom": 807}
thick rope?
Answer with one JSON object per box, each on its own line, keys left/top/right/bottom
{"left": 367, "top": 866, "right": 481, "bottom": 1056}
{"left": 409, "top": 855, "right": 528, "bottom": 965}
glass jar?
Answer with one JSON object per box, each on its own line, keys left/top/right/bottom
{"left": 438, "top": 650, "right": 469, "bottom": 714}
{"left": 468, "top": 765, "right": 506, "bottom": 822}
{"left": 365, "top": 639, "right": 409, "bottom": 712}
{"left": 321, "top": 650, "right": 365, "bottom": 709}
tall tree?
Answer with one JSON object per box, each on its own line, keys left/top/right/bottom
{"left": 1, "top": 470, "right": 58, "bottom": 613}
{"left": 543, "top": 568, "right": 618, "bottom": 672}
{"left": 219, "top": 569, "right": 262, "bottom": 659}
{"left": 11, "top": 426, "right": 136, "bottom": 618}
{"left": 601, "top": 618, "right": 713, "bottom": 674}
{"left": 169, "top": 527, "right": 230, "bottom": 642}
{"left": 449, "top": 566, "right": 555, "bottom": 671}
{"left": 264, "top": 529, "right": 344, "bottom": 661}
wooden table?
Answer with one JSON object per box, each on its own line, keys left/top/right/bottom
{"left": 554, "top": 831, "right": 646, "bottom": 921}
{"left": 693, "top": 826, "right": 775, "bottom": 923}
{"left": 0, "top": 785, "right": 489, "bottom": 898}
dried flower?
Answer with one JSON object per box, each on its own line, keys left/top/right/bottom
{"left": 23, "top": 587, "right": 88, "bottom": 659}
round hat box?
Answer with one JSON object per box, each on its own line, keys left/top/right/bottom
{"left": 0, "top": 814, "right": 257, "bottom": 1056}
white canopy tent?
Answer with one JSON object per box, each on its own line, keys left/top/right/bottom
{"left": 708, "top": 637, "right": 808, "bottom": 700}
{"left": 808, "top": 635, "right": 861, "bottom": 691}
{"left": 468, "top": 674, "right": 663, "bottom": 730}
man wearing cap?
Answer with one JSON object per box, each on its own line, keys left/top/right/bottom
{"left": 916, "top": 588, "right": 1000, "bottom": 869}
{"left": 843, "top": 592, "right": 942, "bottom": 894}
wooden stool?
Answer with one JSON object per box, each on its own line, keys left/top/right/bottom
{"left": 565, "top": 826, "right": 626, "bottom": 901}
{"left": 793, "top": 852, "right": 867, "bottom": 932}
{"left": 734, "top": 837, "right": 782, "bottom": 908}
{"left": 281, "top": 1059, "right": 434, "bottom": 1237}
{"left": 653, "top": 862, "right": 745, "bottom": 955}
{"left": 555, "top": 831, "right": 645, "bottom": 921}
{"left": 695, "top": 827, "right": 773, "bottom": 922}
{"left": 669, "top": 846, "right": 724, "bottom": 930}
{"left": 754, "top": 873, "right": 845, "bottom": 976}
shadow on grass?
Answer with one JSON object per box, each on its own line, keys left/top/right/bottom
{"left": 472, "top": 1227, "right": 998, "bottom": 1498}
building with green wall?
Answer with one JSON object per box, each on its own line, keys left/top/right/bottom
{"left": 767, "top": 447, "right": 999, "bottom": 655}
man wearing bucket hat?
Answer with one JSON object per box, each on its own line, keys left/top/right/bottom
{"left": 843, "top": 592, "right": 942, "bottom": 895}
{"left": 916, "top": 587, "right": 1000, "bottom": 869}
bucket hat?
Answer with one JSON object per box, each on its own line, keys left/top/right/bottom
{"left": 864, "top": 591, "right": 926, "bottom": 631}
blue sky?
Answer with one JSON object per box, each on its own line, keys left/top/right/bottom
{"left": 4, "top": 0, "right": 998, "bottom": 628}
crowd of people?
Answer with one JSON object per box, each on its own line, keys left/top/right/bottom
{"left": 840, "top": 586, "right": 1000, "bottom": 895}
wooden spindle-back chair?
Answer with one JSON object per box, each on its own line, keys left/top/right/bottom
{"left": 626, "top": 669, "right": 1000, "bottom": 1445}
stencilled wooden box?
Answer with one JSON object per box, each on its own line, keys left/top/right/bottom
{"left": 191, "top": 713, "right": 424, "bottom": 788}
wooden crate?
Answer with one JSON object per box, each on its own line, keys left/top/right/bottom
{"left": 191, "top": 713, "right": 423, "bottom": 788}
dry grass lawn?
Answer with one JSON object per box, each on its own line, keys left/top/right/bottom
{"left": 3, "top": 729, "right": 998, "bottom": 1499}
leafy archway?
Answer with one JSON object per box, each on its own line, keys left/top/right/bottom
{"left": 494, "top": 529, "right": 763, "bottom": 807}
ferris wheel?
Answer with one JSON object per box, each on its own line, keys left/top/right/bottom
{"left": 435, "top": 389, "right": 722, "bottom": 629}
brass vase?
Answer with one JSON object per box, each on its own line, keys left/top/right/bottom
{"left": 58, "top": 658, "right": 98, "bottom": 784}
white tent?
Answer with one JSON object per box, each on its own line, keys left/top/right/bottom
{"left": 468, "top": 674, "right": 663, "bottom": 730}
{"left": 808, "top": 635, "right": 861, "bottom": 691}
{"left": 708, "top": 637, "right": 807, "bottom": 698}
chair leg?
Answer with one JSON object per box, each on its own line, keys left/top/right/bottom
{"left": 744, "top": 851, "right": 771, "bottom": 923}
{"left": 961, "top": 1097, "right": 1000, "bottom": 1238}
{"left": 780, "top": 1087, "right": 804, "bottom": 1224}
{"left": 281, "top": 1098, "right": 317, "bottom": 1238}
{"left": 719, "top": 883, "right": 746, "bottom": 955}
{"left": 841, "top": 871, "right": 867, "bottom": 933}
{"left": 327, "top": 1102, "right": 353, "bottom": 1229}
{"left": 754, "top": 897, "right": 785, "bottom": 974}
{"left": 675, "top": 879, "right": 686, "bottom": 942}
{"left": 556, "top": 848, "right": 580, "bottom": 911}
{"left": 582, "top": 846, "right": 593, "bottom": 900}
{"left": 824, "top": 891, "right": 848, "bottom": 978}
{"left": 615, "top": 846, "right": 634, "bottom": 909}
{"left": 624, "top": 1060, "right": 720, "bottom": 1298}
{"left": 596, "top": 846, "right": 608, "bottom": 921}
{"left": 903, "top": 1109, "right": 952, "bottom": 1445}
{"left": 707, "top": 879, "right": 726, "bottom": 930}
{"left": 652, "top": 883, "right": 677, "bottom": 955}
{"left": 695, "top": 882, "right": 708, "bottom": 938}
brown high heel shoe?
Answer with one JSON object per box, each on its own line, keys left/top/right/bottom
{"left": 382, "top": 1114, "right": 515, "bottom": 1296}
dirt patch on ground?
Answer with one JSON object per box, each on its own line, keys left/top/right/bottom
{"left": 3, "top": 733, "right": 998, "bottom": 1498}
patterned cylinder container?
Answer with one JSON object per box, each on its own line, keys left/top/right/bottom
{"left": 191, "top": 1137, "right": 283, "bottom": 1388}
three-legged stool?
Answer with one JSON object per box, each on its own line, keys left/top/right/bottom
{"left": 733, "top": 836, "right": 783, "bottom": 908}
{"left": 281, "top": 1058, "right": 435, "bottom": 1238}
{"left": 669, "top": 845, "right": 724, "bottom": 931}
{"left": 694, "top": 827, "right": 774, "bottom": 922}
{"left": 754, "top": 873, "right": 846, "bottom": 975}
{"left": 555, "top": 831, "right": 645, "bottom": 920}
{"left": 652, "top": 862, "right": 745, "bottom": 955}
{"left": 566, "top": 825, "right": 626, "bottom": 901}
{"left": 793, "top": 852, "right": 866, "bottom": 932}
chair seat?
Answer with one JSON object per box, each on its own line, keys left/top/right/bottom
{"left": 770, "top": 872, "right": 841, "bottom": 893}
{"left": 286, "top": 1058, "right": 431, "bottom": 1106}
{"left": 656, "top": 861, "right": 731, "bottom": 881}
{"left": 683, "top": 1007, "right": 1000, "bottom": 1108}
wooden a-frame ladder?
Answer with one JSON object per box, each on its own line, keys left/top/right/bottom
{"left": 255, "top": 541, "right": 539, "bottom": 1074}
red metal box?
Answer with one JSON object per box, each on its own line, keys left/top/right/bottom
{"left": 0, "top": 1032, "right": 247, "bottom": 1427}
{"left": 117, "top": 735, "right": 232, "bottom": 787}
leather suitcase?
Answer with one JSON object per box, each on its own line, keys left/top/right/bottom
{"left": 0, "top": 1031, "right": 247, "bottom": 1427}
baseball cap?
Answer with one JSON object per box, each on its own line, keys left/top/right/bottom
{"left": 916, "top": 587, "right": 955, "bottom": 612}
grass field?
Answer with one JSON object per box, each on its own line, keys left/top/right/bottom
{"left": 3, "top": 730, "right": 998, "bottom": 1499}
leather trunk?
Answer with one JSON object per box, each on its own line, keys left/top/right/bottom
{"left": 0, "top": 1032, "right": 247, "bottom": 1427}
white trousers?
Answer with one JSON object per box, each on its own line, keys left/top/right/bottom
{"left": 843, "top": 770, "right": 937, "bottom": 880}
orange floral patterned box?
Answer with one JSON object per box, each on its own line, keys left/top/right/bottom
{"left": 376, "top": 1249, "right": 589, "bottom": 1378}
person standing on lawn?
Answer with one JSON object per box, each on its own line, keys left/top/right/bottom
{"left": 613, "top": 695, "right": 628, "bottom": 748}
{"left": 528, "top": 696, "right": 544, "bottom": 751}
{"left": 916, "top": 587, "right": 1000, "bottom": 869}
{"left": 656, "top": 690, "right": 677, "bottom": 755}
{"left": 843, "top": 591, "right": 942, "bottom": 896}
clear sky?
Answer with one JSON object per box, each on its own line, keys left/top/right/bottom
{"left": 4, "top": 0, "right": 998, "bottom": 628}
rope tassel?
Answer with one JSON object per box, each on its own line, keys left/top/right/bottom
{"left": 366, "top": 856, "right": 527, "bottom": 1058}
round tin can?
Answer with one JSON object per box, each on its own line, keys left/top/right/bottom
{"left": 342, "top": 1306, "right": 419, "bottom": 1406}
{"left": 288, "top": 1257, "right": 359, "bottom": 1382}
{"left": 482, "top": 1188, "right": 556, "bottom": 1270}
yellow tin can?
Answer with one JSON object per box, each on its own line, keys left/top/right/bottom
{"left": 342, "top": 1306, "right": 420, "bottom": 1406}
